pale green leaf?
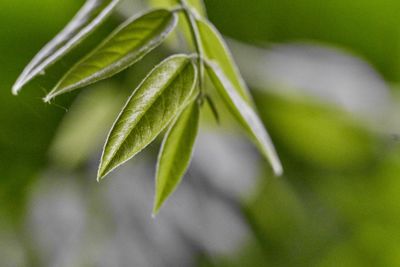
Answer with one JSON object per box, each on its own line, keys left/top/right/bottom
{"left": 148, "top": 0, "right": 206, "bottom": 17}
{"left": 44, "top": 9, "right": 178, "bottom": 102}
{"left": 153, "top": 100, "right": 200, "bottom": 216}
{"left": 49, "top": 83, "right": 125, "bottom": 169}
{"left": 205, "top": 94, "right": 220, "bottom": 124}
{"left": 13, "top": 0, "right": 120, "bottom": 94}
{"left": 98, "top": 54, "right": 198, "bottom": 180}
{"left": 185, "top": 0, "right": 206, "bottom": 17}
{"left": 148, "top": 0, "right": 206, "bottom": 51}
{"left": 197, "top": 18, "right": 253, "bottom": 104}
{"left": 206, "top": 61, "right": 283, "bottom": 176}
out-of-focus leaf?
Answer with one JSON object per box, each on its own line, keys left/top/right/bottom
{"left": 255, "top": 91, "right": 379, "bottom": 170}
{"left": 44, "top": 9, "right": 178, "bottom": 102}
{"left": 153, "top": 100, "right": 200, "bottom": 215}
{"left": 49, "top": 83, "right": 125, "bottom": 169}
{"left": 98, "top": 54, "right": 197, "bottom": 180}
{"left": 12, "top": 0, "right": 120, "bottom": 94}
{"left": 206, "top": 61, "right": 282, "bottom": 176}
{"left": 197, "top": 18, "right": 253, "bottom": 104}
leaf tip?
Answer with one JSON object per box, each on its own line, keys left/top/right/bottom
{"left": 152, "top": 201, "right": 161, "bottom": 218}
{"left": 151, "top": 208, "right": 158, "bottom": 219}
{"left": 43, "top": 94, "right": 53, "bottom": 103}
{"left": 272, "top": 160, "right": 283, "bottom": 177}
{"left": 262, "top": 145, "right": 283, "bottom": 177}
{"left": 12, "top": 83, "right": 21, "bottom": 95}
{"left": 43, "top": 89, "right": 60, "bottom": 103}
{"left": 96, "top": 167, "right": 107, "bottom": 182}
{"left": 275, "top": 166, "right": 284, "bottom": 177}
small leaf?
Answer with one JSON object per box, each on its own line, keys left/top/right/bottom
{"left": 44, "top": 9, "right": 178, "bottom": 102}
{"left": 98, "top": 54, "right": 198, "bottom": 180}
{"left": 153, "top": 100, "right": 200, "bottom": 216}
{"left": 196, "top": 18, "right": 253, "bottom": 104}
{"left": 205, "top": 61, "right": 283, "bottom": 176}
{"left": 12, "top": 0, "right": 120, "bottom": 94}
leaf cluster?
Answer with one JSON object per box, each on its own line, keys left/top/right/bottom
{"left": 13, "top": 0, "right": 282, "bottom": 215}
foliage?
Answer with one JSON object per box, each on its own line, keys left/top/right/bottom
{"left": 13, "top": 0, "right": 282, "bottom": 215}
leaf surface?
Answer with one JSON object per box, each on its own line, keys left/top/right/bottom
{"left": 49, "top": 84, "right": 125, "bottom": 169}
{"left": 149, "top": 0, "right": 206, "bottom": 16}
{"left": 197, "top": 18, "right": 253, "bottom": 104}
{"left": 185, "top": 0, "right": 206, "bottom": 16}
{"left": 148, "top": 0, "right": 206, "bottom": 51}
{"left": 98, "top": 54, "right": 197, "bottom": 180}
{"left": 206, "top": 61, "right": 283, "bottom": 176}
{"left": 13, "top": 0, "right": 120, "bottom": 94}
{"left": 45, "top": 9, "right": 177, "bottom": 102}
{"left": 153, "top": 100, "right": 199, "bottom": 215}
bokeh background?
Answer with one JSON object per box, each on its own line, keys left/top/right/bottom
{"left": 1, "top": 0, "right": 400, "bottom": 266}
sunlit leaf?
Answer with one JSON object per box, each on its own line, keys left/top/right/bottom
{"left": 12, "top": 0, "right": 120, "bottom": 95}
{"left": 205, "top": 61, "right": 283, "bottom": 176}
{"left": 197, "top": 18, "right": 253, "bottom": 104}
{"left": 44, "top": 9, "right": 178, "bottom": 102}
{"left": 153, "top": 100, "right": 200, "bottom": 216}
{"left": 98, "top": 54, "right": 198, "bottom": 180}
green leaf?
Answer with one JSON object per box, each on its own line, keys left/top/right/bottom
{"left": 185, "top": 0, "right": 206, "bottom": 17}
{"left": 149, "top": 0, "right": 206, "bottom": 17}
{"left": 205, "top": 94, "right": 220, "bottom": 124}
{"left": 98, "top": 54, "right": 198, "bottom": 180}
{"left": 205, "top": 61, "right": 283, "bottom": 176}
{"left": 44, "top": 9, "right": 178, "bottom": 102}
{"left": 12, "top": 0, "right": 120, "bottom": 95}
{"left": 148, "top": 0, "right": 206, "bottom": 51}
{"left": 153, "top": 100, "right": 200, "bottom": 216}
{"left": 196, "top": 18, "right": 253, "bottom": 104}
{"left": 49, "top": 83, "right": 125, "bottom": 169}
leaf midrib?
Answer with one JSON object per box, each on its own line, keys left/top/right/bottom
{"left": 17, "top": 0, "right": 119, "bottom": 93}
{"left": 102, "top": 60, "right": 192, "bottom": 173}
{"left": 54, "top": 10, "right": 173, "bottom": 95}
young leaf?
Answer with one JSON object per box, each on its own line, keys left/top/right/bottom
{"left": 98, "top": 54, "right": 198, "bottom": 180}
{"left": 196, "top": 18, "right": 253, "bottom": 104}
{"left": 205, "top": 61, "right": 283, "bottom": 176}
{"left": 44, "top": 9, "right": 178, "bottom": 102}
{"left": 12, "top": 0, "right": 120, "bottom": 95}
{"left": 153, "top": 100, "right": 200, "bottom": 216}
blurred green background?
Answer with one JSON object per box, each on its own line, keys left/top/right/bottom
{"left": 1, "top": 0, "right": 400, "bottom": 266}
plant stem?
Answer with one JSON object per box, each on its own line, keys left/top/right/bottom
{"left": 178, "top": 0, "right": 204, "bottom": 94}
